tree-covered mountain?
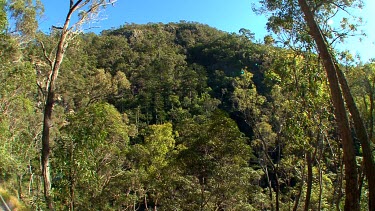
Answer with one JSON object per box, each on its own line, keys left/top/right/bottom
{"left": 1, "top": 18, "right": 374, "bottom": 210}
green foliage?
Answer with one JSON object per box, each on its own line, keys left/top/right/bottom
{"left": 7, "top": 0, "right": 43, "bottom": 37}
{"left": 1, "top": 18, "right": 372, "bottom": 209}
{"left": 173, "top": 110, "right": 255, "bottom": 210}
{"left": 0, "top": 33, "right": 41, "bottom": 205}
{"left": 0, "top": 0, "right": 6, "bottom": 34}
{"left": 53, "top": 103, "right": 129, "bottom": 209}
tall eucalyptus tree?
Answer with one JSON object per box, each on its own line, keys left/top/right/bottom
{"left": 38, "top": 1, "right": 117, "bottom": 209}
{"left": 256, "top": 0, "right": 374, "bottom": 210}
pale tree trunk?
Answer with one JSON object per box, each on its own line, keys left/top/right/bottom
{"left": 41, "top": 26, "right": 69, "bottom": 211}
{"left": 40, "top": 1, "right": 118, "bottom": 208}
{"left": 317, "top": 136, "right": 324, "bottom": 211}
{"left": 318, "top": 161, "right": 323, "bottom": 210}
{"left": 297, "top": 0, "right": 359, "bottom": 210}
{"left": 41, "top": 1, "right": 81, "bottom": 209}
{"left": 336, "top": 155, "right": 344, "bottom": 211}
{"left": 263, "top": 164, "right": 274, "bottom": 211}
{"left": 293, "top": 164, "right": 305, "bottom": 211}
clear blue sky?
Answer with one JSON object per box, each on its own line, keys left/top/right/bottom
{"left": 39, "top": 0, "right": 374, "bottom": 62}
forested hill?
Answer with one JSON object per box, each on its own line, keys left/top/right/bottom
{"left": 1, "top": 22, "right": 374, "bottom": 210}
{"left": 94, "top": 22, "right": 269, "bottom": 126}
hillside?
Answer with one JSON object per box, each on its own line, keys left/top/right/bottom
{"left": 1, "top": 22, "right": 373, "bottom": 210}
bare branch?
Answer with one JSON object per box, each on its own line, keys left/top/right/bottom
{"left": 36, "top": 81, "right": 46, "bottom": 99}
{"left": 38, "top": 41, "right": 53, "bottom": 68}
{"left": 331, "top": 2, "right": 351, "bottom": 15}
{"left": 68, "top": 0, "right": 117, "bottom": 33}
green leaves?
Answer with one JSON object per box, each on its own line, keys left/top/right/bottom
{"left": 173, "top": 111, "right": 254, "bottom": 210}
{"left": 7, "top": 0, "right": 43, "bottom": 37}
{"left": 141, "top": 123, "right": 176, "bottom": 173}
{"left": 53, "top": 102, "right": 129, "bottom": 209}
{"left": 0, "top": 0, "right": 6, "bottom": 34}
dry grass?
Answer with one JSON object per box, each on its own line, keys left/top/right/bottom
{"left": 0, "top": 188, "right": 29, "bottom": 211}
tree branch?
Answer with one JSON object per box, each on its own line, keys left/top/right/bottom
{"left": 38, "top": 41, "right": 53, "bottom": 68}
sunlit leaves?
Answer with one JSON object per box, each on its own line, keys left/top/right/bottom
{"left": 257, "top": 0, "right": 364, "bottom": 50}
{"left": 54, "top": 102, "right": 129, "bottom": 209}
{"left": 174, "top": 111, "right": 254, "bottom": 210}
{"left": 7, "top": 0, "right": 43, "bottom": 37}
{"left": 142, "top": 123, "right": 176, "bottom": 173}
{"left": 0, "top": 0, "right": 6, "bottom": 34}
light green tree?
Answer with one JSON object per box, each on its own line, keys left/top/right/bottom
{"left": 54, "top": 102, "right": 129, "bottom": 210}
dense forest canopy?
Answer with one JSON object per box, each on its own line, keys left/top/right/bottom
{"left": 0, "top": 0, "right": 374, "bottom": 210}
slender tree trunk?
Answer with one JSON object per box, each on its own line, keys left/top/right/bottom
{"left": 154, "top": 198, "right": 158, "bottom": 211}
{"left": 69, "top": 181, "right": 75, "bottom": 211}
{"left": 275, "top": 173, "right": 280, "bottom": 211}
{"left": 41, "top": 40, "right": 67, "bottom": 210}
{"left": 263, "top": 164, "right": 274, "bottom": 211}
{"left": 41, "top": 89, "right": 54, "bottom": 210}
{"left": 363, "top": 96, "right": 369, "bottom": 121}
{"left": 298, "top": 0, "right": 359, "bottom": 210}
{"left": 335, "top": 154, "right": 344, "bottom": 211}
{"left": 40, "top": 3, "right": 78, "bottom": 209}
{"left": 369, "top": 83, "right": 374, "bottom": 141}
{"left": 144, "top": 195, "right": 149, "bottom": 211}
{"left": 200, "top": 182, "right": 204, "bottom": 211}
{"left": 336, "top": 67, "right": 375, "bottom": 210}
{"left": 304, "top": 131, "right": 319, "bottom": 211}
{"left": 304, "top": 152, "right": 313, "bottom": 211}
{"left": 275, "top": 135, "right": 281, "bottom": 211}
{"left": 28, "top": 165, "right": 33, "bottom": 195}
{"left": 318, "top": 161, "right": 323, "bottom": 211}
{"left": 358, "top": 162, "right": 365, "bottom": 200}
{"left": 17, "top": 174, "right": 23, "bottom": 200}
{"left": 69, "top": 144, "right": 75, "bottom": 211}
{"left": 317, "top": 134, "right": 324, "bottom": 211}
{"left": 293, "top": 164, "right": 305, "bottom": 211}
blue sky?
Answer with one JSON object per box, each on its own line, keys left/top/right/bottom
{"left": 39, "top": 0, "right": 374, "bottom": 62}
{"left": 40, "top": 0, "right": 268, "bottom": 39}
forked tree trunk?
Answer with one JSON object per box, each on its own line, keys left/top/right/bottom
{"left": 41, "top": 30, "right": 68, "bottom": 211}
{"left": 297, "top": 0, "right": 359, "bottom": 210}
{"left": 264, "top": 165, "right": 274, "bottom": 211}
{"left": 41, "top": 2, "right": 77, "bottom": 209}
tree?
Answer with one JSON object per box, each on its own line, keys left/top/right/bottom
{"left": 0, "top": 1, "right": 44, "bottom": 205}
{"left": 346, "top": 61, "right": 375, "bottom": 208}
{"left": 175, "top": 111, "right": 255, "bottom": 210}
{"left": 0, "top": 0, "right": 6, "bottom": 34}
{"left": 130, "top": 123, "right": 177, "bottom": 210}
{"left": 39, "top": 1, "right": 117, "bottom": 209}
{"left": 54, "top": 103, "right": 129, "bottom": 210}
{"left": 259, "top": 49, "right": 337, "bottom": 210}
{"left": 256, "top": 0, "right": 372, "bottom": 209}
